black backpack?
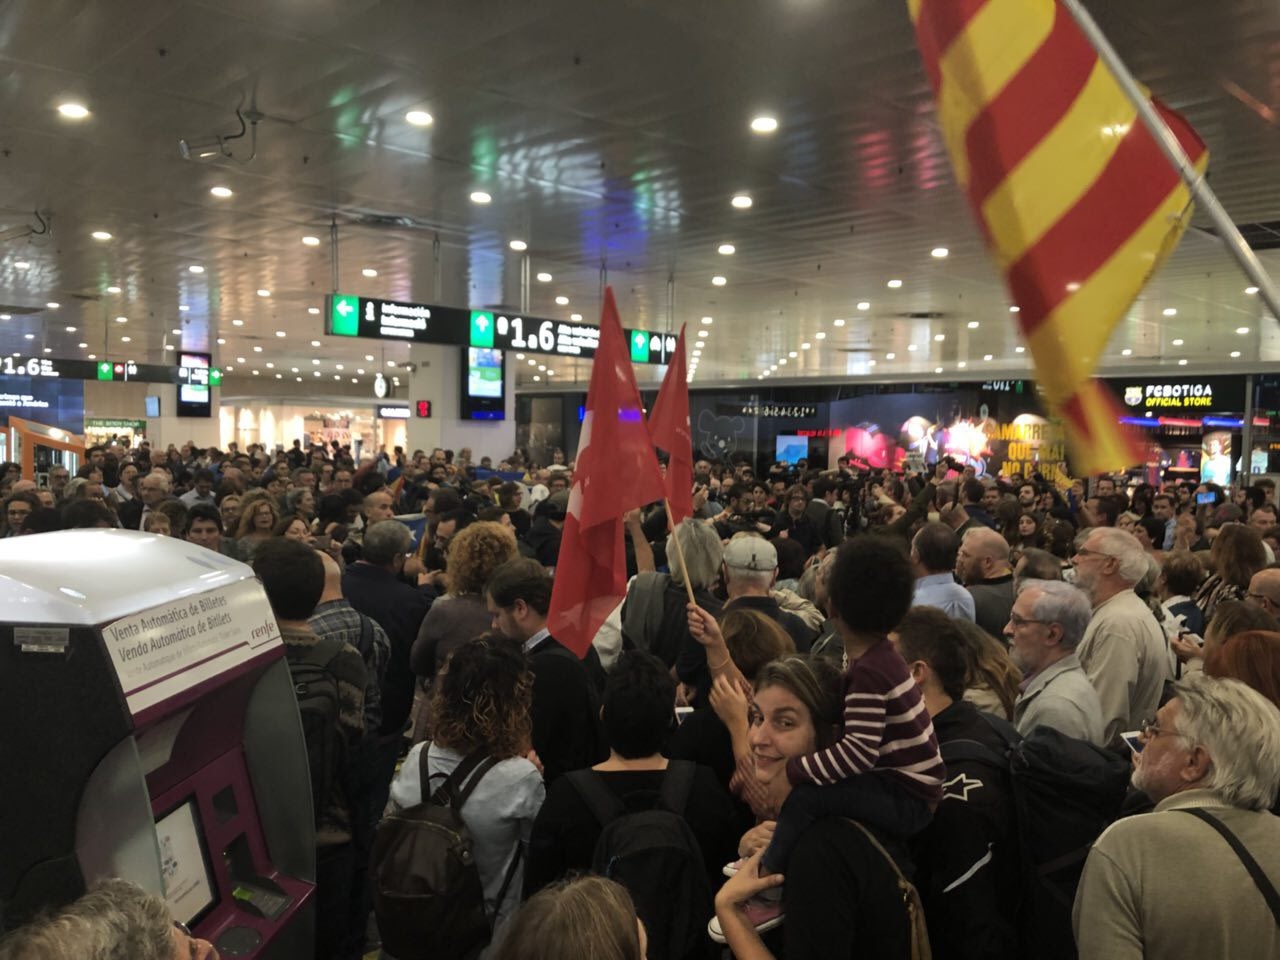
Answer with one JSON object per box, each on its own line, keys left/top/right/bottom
{"left": 567, "top": 761, "right": 713, "bottom": 960}
{"left": 370, "top": 748, "right": 522, "bottom": 960}
{"left": 941, "top": 719, "right": 1130, "bottom": 960}
{"left": 285, "top": 636, "right": 348, "bottom": 825}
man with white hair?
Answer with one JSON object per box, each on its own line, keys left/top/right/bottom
{"left": 1004, "top": 579, "right": 1105, "bottom": 745}
{"left": 1074, "top": 674, "right": 1280, "bottom": 959}
{"left": 721, "top": 534, "right": 816, "bottom": 651}
{"left": 1071, "top": 527, "right": 1171, "bottom": 746}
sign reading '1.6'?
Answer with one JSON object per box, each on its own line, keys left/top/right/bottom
{"left": 326, "top": 294, "right": 674, "bottom": 365}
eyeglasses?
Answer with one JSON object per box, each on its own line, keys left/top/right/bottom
{"left": 1140, "top": 717, "right": 1178, "bottom": 740}
{"left": 1247, "top": 592, "right": 1277, "bottom": 607}
{"left": 1072, "top": 546, "right": 1114, "bottom": 560}
{"left": 1007, "top": 613, "right": 1049, "bottom": 628}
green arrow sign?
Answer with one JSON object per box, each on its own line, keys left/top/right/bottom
{"left": 630, "top": 330, "right": 650, "bottom": 363}
{"left": 330, "top": 294, "right": 359, "bottom": 337}
{"left": 470, "top": 310, "right": 494, "bottom": 347}
{"left": 97, "top": 361, "right": 113, "bottom": 381}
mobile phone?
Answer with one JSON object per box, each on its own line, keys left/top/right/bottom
{"left": 1196, "top": 492, "right": 1216, "bottom": 505}
{"left": 1120, "top": 731, "right": 1144, "bottom": 754}
{"left": 675, "top": 706, "right": 694, "bottom": 725}
{"left": 314, "top": 534, "right": 332, "bottom": 551}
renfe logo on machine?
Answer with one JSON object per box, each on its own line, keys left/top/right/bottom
{"left": 103, "top": 579, "right": 281, "bottom": 718}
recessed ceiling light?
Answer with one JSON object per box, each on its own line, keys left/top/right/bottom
{"left": 984, "top": 354, "right": 994, "bottom": 361}
{"left": 536, "top": 272, "right": 553, "bottom": 282}
{"left": 908, "top": 343, "right": 918, "bottom": 351}
{"left": 935, "top": 366, "right": 943, "bottom": 373}
{"left": 1172, "top": 338, "right": 1184, "bottom": 346}
{"left": 509, "top": 240, "right": 528, "bottom": 252}
{"left": 1162, "top": 307, "right": 1178, "bottom": 317}
{"left": 1009, "top": 305, "right": 1020, "bottom": 313}
{"left": 253, "top": 370, "right": 260, "bottom": 376}
{"left": 57, "top": 102, "right": 90, "bottom": 120}
{"left": 22, "top": 333, "right": 33, "bottom": 340}
{"left": 78, "top": 342, "right": 86, "bottom": 349}
{"left": 257, "top": 289, "right": 271, "bottom": 297}
{"left": 886, "top": 352, "right": 896, "bottom": 360}
{"left": 42, "top": 347, "right": 52, "bottom": 354}
{"left": 65, "top": 325, "right": 76, "bottom": 333}
{"left": 1015, "top": 346, "right": 1025, "bottom": 353}
{"left": 311, "top": 340, "right": 321, "bottom": 347}
{"left": 770, "top": 364, "right": 778, "bottom": 371}
{"left": 718, "top": 244, "right": 736, "bottom": 255}
{"left": 1121, "top": 348, "right": 1133, "bottom": 356}
{"left": 711, "top": 276, "right": 727, "bottom": 286}
{"left": 1232, "top": 350, "right": 1242, "bottom": 358}
{"left": 833, "top": 318, "right": 846, "bottom": 327}
{"left": 801, "top": 342, "right": 812, "bottom": 350}
{"left": 336, "top": 363, "right": 344, "bottom": 370}
{"left": 313, "top": 358, "right": 321, "bottom": 365}
{"left": 91, "top": 231, "right": 112, "bottom": 241}
{"left": 365, "top": 355, "right": 374, "bottom": 361}
{"left": 188, "top": 265, "right": 204, "bottom": 274}
{"left": 868, "top": 359, "right": 876, "bottom": 367}
{"left": 532, "top": 375, "right": 541, "bottom": 382}
{"left": 931, "top": 247, "right": 949, "bottom": 259}
{"left": 169, "top": 327, "right": 181, "bottom": 335}
{"left": 362, "top": 268, "right": 378, "bottom": 278}
{"left": 405, "top": 109, "right": 434, "bottom": 127}
{"left": 934, "top": 333, "right": 945, "bottom": 341}
{"left": 731, "top": 194, "right": 753, "bottom": 209}
{"left": 1237, "top": 326, "right": 1250, "bottom": 335}
{"left": 1178, "top": 358, "right": 1188, "bottom": 365}
{"left": 887, "top": 279, "right": 903, "bottom": 289}
{"left": 701, "top": 316, "right": 714, "bottom": 325}
{"left": 179, "top": 304, "right": 190, "bottom": 312}
{"left": 387, "top": 360, "right": 396, "bottom": 367}
{"left": 788, "top": 350, "right": 798, "bottom": 358}
{"left": 296, "top": 377, "right": 302, "bottom": 382}
{"left": 120, "top": 336, "right": 131, "bottom": 343}
{"left": 105, "top": 284, "right": 121, "bottom": 293}
{"left": 697, "top": 330, "right": 710, "bottom": 338}
{"left": 232, "top": 318, "right": 244, "bottom": 326}
{"left": 555, "top": 296, "right": 569, "bottom": 305}
{"left": 351, "top": 377, "right": 358, "bottom": 384}
{"left": 357, "top": 368, "right": 365, "bottom": 375}
{"left": 290, "top": 367, "right": 298, "bottom": 373}
{"left": 547, "top": 369, "right": 555, "bottom": 376}
{"left": 537, "top": 364, "right": 546, "bottom": 371}
{"left": 253, "top": 346, "right": 263, "bottom": 352}
{"left": 750, "top": 115, "right": 778, "bottom": 134}
{"left": 567, "top": 312, "right": 581, "bottom": 321}
{"left": 46, "top": 302, "right": 60, "bottom": 310}
{"left": 216, "top": 337, "right": 227, "bottom": 345}
{"left": 87, "top": 353, "right": 96, "bottom": 359}
{"left": 815, "top": 331, "right": 826, "bottom": 340}
{"left": 958, "top": 361, "right": 967, "bottom": 368}
{"left": 14, "top": 261, "right": 30, "bottom": 271}
{"left": 237, "top": 357, "right": 245, "bottom": 363}
{"left": 856, "top": 301, "right": 870, "bottom": 311}
{"left": 302, "top": 236, "right": 321, "bottom": 247}
{"left": 210, "top": 186, "right": 233, "bottom": 198}
{"left": 308, "top": 306, "right": 320, "bottom": 315}
{"left": 470, "top": 191, "right": 492, "bottom": 204}
{"left": 779, "top": 358, "right": 787, "bottom": 365}
{"left": 224, "top": 366, "right": 233, "bottom": 372}
{"left": 275, "top": 330, "right": 286, "bottom": 337}
{"left": 276, "top": 374, "right": 282, "bottom": 379}
{"left": 1246, "top": 286, "right": 1259, "bottom": 295}
{"left": 266, "top": 362, "right": 274, "bottom": 368}
{"left": 516, "top": 353, "right": 525, "bottom": 360}
{"left": 967, "top": 321, "right": 979, "bottom": 329}
{"left": 527, "top": 358, "right": 536, "bottom": 366}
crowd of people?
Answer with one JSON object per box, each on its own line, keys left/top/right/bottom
{"left": 3, "top": 439, "right": 1280, "bottom": 960}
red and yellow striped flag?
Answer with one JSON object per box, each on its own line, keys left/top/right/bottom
{"left": 909, "top": 0, "right": 1208, "bottom": 474}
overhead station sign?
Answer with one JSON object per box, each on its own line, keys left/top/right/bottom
{"left": 326, "top": 294, "right": 674, "bottom": 365}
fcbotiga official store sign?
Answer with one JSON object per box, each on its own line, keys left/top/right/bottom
{"left": 1108, "top": 376, "right": 1243, "bottom": 415}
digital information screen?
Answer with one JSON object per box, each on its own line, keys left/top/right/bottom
{"left": 177, "top": 353, "right": 214, "bottom": 418}
{"left": 155, "top": 800, "right": 216, "bottom": 926}
{"left": 459, "top": 347, "right": 505, "bottom": 420}
{"left": 326, "top": 294, "right": 674, "bottom": 364}
{"left": 776, "top": 435, "right": 810, "bottom": 464}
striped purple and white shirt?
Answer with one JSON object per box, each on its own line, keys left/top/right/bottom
{"left": 785, "top": 639, "right": 944, "bottom": 805}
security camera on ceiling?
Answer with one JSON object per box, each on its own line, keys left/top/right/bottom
{"left": 179, "top": 107, "right": 263, "bottom": 163}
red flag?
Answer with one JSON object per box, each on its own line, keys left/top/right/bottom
{"left": 647, "top": 325, "right": 693, "bottom": 524}
{"left": 547, "top": 287, "right": 666, "bottom": 657}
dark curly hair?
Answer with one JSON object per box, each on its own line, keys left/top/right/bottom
{"left": 429, "top": 635, "right": 533, "bottom": 760}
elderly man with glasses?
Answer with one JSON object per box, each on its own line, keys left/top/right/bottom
{"left": 1074, "top": 674, "right": 1280, "bottom": 960}
{"left": 1071, "top": 527, "right": 1171, "bottom": 747}
{"left": 1245, "top": 567, "right": 1280, "bottom": 623}
{"left": 1004, "top": 579, "right": 1105, "bottom": 745}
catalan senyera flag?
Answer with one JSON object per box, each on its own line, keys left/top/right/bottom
{"left": 909, "top": 0, "right": 1208, "bottom": 474}
{"left": 646, "top": 325, "right": 694, "bottom": 524}
{"left": 548, "top": 287, "right": 666, "bottom": 657}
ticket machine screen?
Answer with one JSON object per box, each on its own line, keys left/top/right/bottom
{"left": 156, "top": 800, "right": 216, "bottom": 926}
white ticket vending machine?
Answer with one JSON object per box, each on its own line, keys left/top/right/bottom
{"left": 0, "top": 530, "right": 315, "bottom": 957}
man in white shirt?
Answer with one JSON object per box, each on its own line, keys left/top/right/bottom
{"left": 179, "top": 468, "right": 217, "bottom": 508}
{"left": 1071, "top": 527, "right": 1170, "bottom": 746}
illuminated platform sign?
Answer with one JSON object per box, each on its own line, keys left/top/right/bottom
{"left": 327, "top": 294, "right": 673, "bottom": 364}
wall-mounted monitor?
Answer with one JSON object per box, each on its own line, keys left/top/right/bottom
{"left": 775, "top": 435, "right": 809, "bottom": 465}
{"left": 176, "top": 353, "right": 212, "bottom": 419}
{"left": 145, "top": 395, "right": 161, "bottom": 418}
{"left": 459, "top": 347, "right": 505, "bottom": 420}
{"left": 155, "top": 799, "right": 216, "bottom": 927}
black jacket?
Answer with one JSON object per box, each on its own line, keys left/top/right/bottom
{"left": 342, "top": 562, "right": 433, "bottom": 735}
{"left": 527, "top": 634, "right": 606, "bottom": 785}
{"left": 911, "top": 699, "right": 1019, "bottom": 960}
{"left": 723, "top": 595, "right": 816, "bottom": 652}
